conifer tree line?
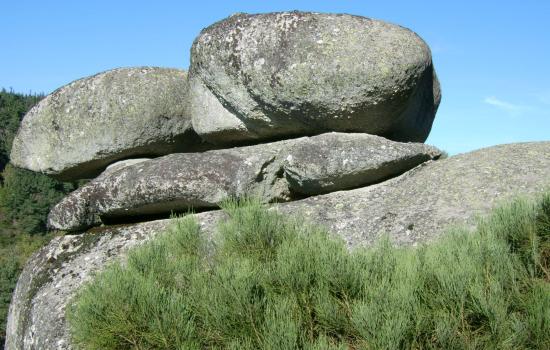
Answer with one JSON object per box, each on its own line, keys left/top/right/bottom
{"left": 0, "top": 89, "right": 75, "bottom": 347}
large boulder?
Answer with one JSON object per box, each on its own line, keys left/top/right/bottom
{"left": 4, "top": 219, "right": 205, "bottom": 350}
{"left": 190, "top": 11, "right": 440, "bottom": 144}
{"left": 10, "top": 67, "right": 210, "bottom": 181}
{"left": 47, "top": 133, "right": 440, "bottom": 232}
{"left": 6, "top": 142, "right": 550, "bottom": 350}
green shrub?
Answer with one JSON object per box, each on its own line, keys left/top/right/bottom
{"left": 68, "top": 194, "right": 550, "bottom": 349}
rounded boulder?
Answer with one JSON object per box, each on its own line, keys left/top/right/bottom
{"left": 190, "top": 11, "right": 441, "bottom": 144}
{"left": 10, "top": 67, "right": 208, "bottom": 181}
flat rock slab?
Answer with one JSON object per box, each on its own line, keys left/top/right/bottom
{"left": 10, "top": 67, "right": 211, "bottom": 181}
{"left": 7, "top": 142, "right": 550, "bottom": 350}
{"left": 190, "top": 11, "right": 440, "bottom": 144}
{"left": 47, "top": 139, "right": 296, "bottom": 232}
{"left": 48, "top": 133, "right": 440, "bottom": 231}
{"left": 284, "top": 133, "right": 440, "bottom": 195}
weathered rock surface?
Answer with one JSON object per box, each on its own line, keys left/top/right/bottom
{"left": 4, "top": 215, "right": 219, "bottom": 350}
{"left": 6, "top": 142, "right": 549, "bottom": 350}
{"left": 47, "top": 139, "right": 296, "bottom": 232}
{"left": 190, "top": 11, "right": 440, "bottom": 144}
{"left": 284, "top": 133, "right": 440, "bottom": 194}
{"left": 95, "top": 158, "right": 151, "bottom": 180}
{"left": 10, "top": 67, "right": 210, "bottom": 181}
{"left": 282, "top": 142, "right": 550, "bottom": 246}
{"left": 48, "top": 133, "right": 440, "bottom": 231}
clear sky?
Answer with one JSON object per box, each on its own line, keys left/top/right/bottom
{"left": 1, "top": 0, "right": 549, "bottom": 154}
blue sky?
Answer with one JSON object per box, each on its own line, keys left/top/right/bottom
{"left": 1, "top": 0, "right": 549, "bottom": 154}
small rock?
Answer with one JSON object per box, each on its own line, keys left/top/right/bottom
{"left": 96, "top": 158, "right": 151, "bottom": 180}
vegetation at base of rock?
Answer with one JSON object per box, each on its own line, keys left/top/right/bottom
{"left": 68, "top": 194, "right": 550, "bottom": 349}
{"left": 0, "top": 232, "right": 56, "bottom": 345}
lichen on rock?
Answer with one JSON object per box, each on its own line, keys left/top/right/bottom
{"left": 47, "top": 133, "right": 441, "bottom": 232}
{"left": 6, "top": 142, "right": 550, "bottom": 350}
{"left": 190, "top": 11, "right": 440, "bottom": 144}
{"left": 10, "top": 67, "right": 211, "bottom": 181}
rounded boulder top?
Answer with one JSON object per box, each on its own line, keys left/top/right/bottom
{"left": 190, "top": 11, "right": 441, "bottom": 145}
{"left": 10, "top": 67, "right": 207, "bottom": 181}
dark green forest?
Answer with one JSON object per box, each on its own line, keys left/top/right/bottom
{"left": 0, "top": 90, "right": 42, "bottom": 172}
{"left": 0, "top": 89, "right": 75, "bottom": 346}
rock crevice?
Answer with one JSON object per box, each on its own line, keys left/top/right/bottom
{"left": 47, "top": 133, "right": 441, "bottom": 232}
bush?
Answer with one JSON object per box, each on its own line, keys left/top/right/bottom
{"left": 68, "top": 194, "right": 550, "bottom": 349}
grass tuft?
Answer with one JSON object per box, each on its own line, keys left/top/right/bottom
{"left": 68, "top": 194, "right": 550, "bottom": 349}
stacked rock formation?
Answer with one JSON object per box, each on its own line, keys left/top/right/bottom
{"left": 11, "top": 11, "right": 443, "bottom": 233}
{"left": 5, "top": 11, "right": 550, "bottom": 350}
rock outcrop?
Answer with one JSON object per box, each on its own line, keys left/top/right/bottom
{"left": 283, "top": 133, "right": 440, "bottom": 195}
{"left": 283, "top": 142, "right": 550, "bottom": 246}
{"left": 47, "top": 133, "right": 440, "bottom": 232}
{"left": 6, "top": 142, "right": 550, "bottom": 350}
{"left": 7, "top": 10, "right": 549, "bottom": 350}
{"left": 10, "top": 67, "right": 210, "bottom": 181}
{"left": 190, "top": 12, "right": 440, "bottom": 144}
